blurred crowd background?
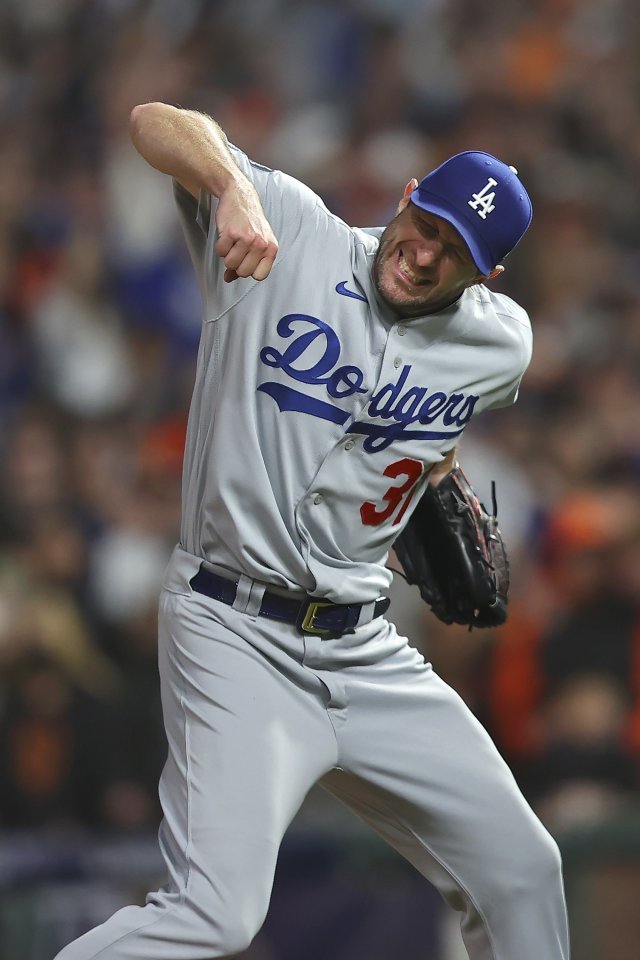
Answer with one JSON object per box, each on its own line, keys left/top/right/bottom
{"left": 1, "top": 0, "right": 640, "bottom": 958}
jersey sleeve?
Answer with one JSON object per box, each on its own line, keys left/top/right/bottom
{"left": 173, "top": 144, "right": 326, "bottom": 320}
{"left": 173, "top": 182, "right": 208, "bottom": 296}
{"left": 483, "top": 310, "right": 533, "bottom": 410}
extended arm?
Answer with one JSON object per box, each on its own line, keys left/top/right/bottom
{"left": 129, "top": 102, "right": 278, "bottom": 282}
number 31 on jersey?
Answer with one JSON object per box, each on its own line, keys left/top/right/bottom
{"left": 360, "top": 457, "right": 423, "bottom": 527}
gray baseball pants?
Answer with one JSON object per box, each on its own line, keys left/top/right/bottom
{"left": 54, "top": 546, "right": 569, "bottom": 960}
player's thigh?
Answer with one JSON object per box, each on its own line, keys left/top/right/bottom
{"left": 325, "top": 647, "right": 558, "bottom": 899}
{"left": 158, "top": 587, "right": 338, "bottom": 854}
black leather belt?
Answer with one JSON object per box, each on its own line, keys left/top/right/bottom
{"left": 189, "top": 565, "right": 390, "bottom": 638}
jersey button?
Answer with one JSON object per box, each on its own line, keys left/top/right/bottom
{"left": 344, "top": 439, "right": 355, "bottom": 450}
{"left": 313, "top": 493, "right": 324, "bottom": 505}
{"left": 394, "top": 357, "right": 402, "bottom": 368}
{"left": 397, "top": 324, "right": 406, "bottom": 336}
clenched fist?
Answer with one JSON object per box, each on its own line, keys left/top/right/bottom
{"left": 214, "top": 178, "right": 279, "bottom": 282}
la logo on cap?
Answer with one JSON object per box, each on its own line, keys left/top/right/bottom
{"left": 468, "top": 178, "right": 498, "bottom": 220}
{"left": 410, "top": 155, "right": 532, "bottom": 275}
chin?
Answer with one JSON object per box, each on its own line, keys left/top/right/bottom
{"left": 379, "top": 283, "right": 436, "bottom": 317}
{"left": 374, "top": 252, "right": 439, "bottom": 315}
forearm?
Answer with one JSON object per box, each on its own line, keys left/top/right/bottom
{"left": 129, "top": 102, "right": 244, "bottom": 199}
{"left": 129, "top": 101, "right": 278, "bottom": 283}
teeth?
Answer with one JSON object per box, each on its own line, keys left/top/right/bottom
{"left": 399, "top": 253, "right": 423, "bottom": 284}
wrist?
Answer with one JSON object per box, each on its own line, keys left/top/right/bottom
{"left": 203, "top": 162, "right": 256, "bottom": 207}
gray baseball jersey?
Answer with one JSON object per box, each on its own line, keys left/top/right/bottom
{"left": 53, "top": 145, "right": 569, "bottom": 960}
{"left": 175, "top": 144, "right": 532, "bottom": 602}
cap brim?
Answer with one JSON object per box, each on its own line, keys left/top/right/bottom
{"left": 410, "top": 188, "right": 494, "bottom": 276}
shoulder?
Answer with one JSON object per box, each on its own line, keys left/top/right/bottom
{"left": 352, "top": 225, "right": 383, "bottom": 255}
{"left": 443, "top": 286, "right": 533, "bottom": 413}
{"left": 480, "top": 286, "right": 531, "bottom": 333}
{"left": 465, "top": 285, "right": 532, "bottom": 368}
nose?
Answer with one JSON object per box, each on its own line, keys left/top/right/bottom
{"left": 414, "top": 237, "right": 443, "bottom": 267}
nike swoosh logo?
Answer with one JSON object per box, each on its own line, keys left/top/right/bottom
{"left": 335, "top": 281, "right": 368, "bottom": 303}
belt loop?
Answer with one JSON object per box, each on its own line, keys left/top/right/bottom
{"left": 232, "top": 575, "right": 266, "bottom": 618}
{"left": 245, "top": 580, "right": 266, "bottom": 619}
{"left": 232, "top": 575, "right": 253, "bottom": 613}
{"left": 356, "top": 601, "right": 376, "bottom": 628}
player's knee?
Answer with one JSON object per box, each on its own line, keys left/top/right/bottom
{"left": 505, "top": 825, "right": 564, "bottom": 900}
{"left": 530, "top": 828, "right": 564, "bottom": 889}
{"left": 185, "top": 886, "right": 265, "bottom": 956}
{"left": 181, "top": 909, "right": 257, "bottom": 956}
{"left": 214, "top": 913, "right": 258, "bottom": 956}
{"left": 468, "top": 821, "right": 562, "bottom": 913}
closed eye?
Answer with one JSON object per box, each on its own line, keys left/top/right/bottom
{"left": 411, "top": 211, "right": 470, "bottom": 264}
{"left": 447, "top": 244, "right": 469, "bottom": 264}
{"left": 412, "top": 215, "right": 438, "bottom": 241}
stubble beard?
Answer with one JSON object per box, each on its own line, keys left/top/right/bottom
{"left": 373, "top": 232, "right": 471, "bottom": 318}
{"left": 373, "top": 229, "right": 438, "bottom": 319}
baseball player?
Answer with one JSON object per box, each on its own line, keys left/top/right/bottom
{"left": 54, "top": 103, "right": 569, "bottom": 960}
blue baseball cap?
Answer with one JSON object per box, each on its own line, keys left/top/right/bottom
{"left": 410, "top": 151, "right": 533, "bottom": 276}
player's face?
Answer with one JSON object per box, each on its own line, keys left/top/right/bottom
{"left": 373, "top": 201, "right": 487, "bottom": 318}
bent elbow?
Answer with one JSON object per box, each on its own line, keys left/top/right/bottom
{"left": 129, "top": 101, "right": 167, "bottom": 141}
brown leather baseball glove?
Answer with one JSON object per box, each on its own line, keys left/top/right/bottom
{"left": 392, "top": 465, "right": 509, "bottom": 628}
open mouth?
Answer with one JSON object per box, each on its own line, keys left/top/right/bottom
{"left": 396, "top": 250, "right": 434, "bottom": 288}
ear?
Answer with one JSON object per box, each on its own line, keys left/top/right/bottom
{"left": 485, "top": 264, "right": 505, "bottom": 281}
{"left": 467, "top": 264, "right": 503, "bottom": 288}
{"left": 396, "top": 178, "right": 418, "bottom": 215}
